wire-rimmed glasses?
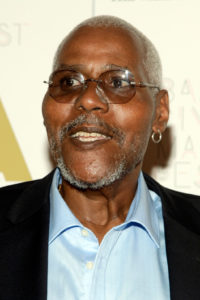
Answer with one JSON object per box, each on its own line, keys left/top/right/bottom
{"left": 44, "top": 68, "right": 160, "bottom": 104}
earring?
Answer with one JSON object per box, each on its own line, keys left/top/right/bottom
{"left": 151, "top": 129, "right": 162, "bottom": 144}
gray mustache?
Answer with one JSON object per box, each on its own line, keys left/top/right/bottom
{"left": 59, "top": 114, "right": 125, "bottom": 145}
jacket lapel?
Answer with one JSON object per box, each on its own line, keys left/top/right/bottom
{"left": 0, "top": 171, "right": 54, "bottom": 300}
{"left": 164, "top": 211, "right": 200, "bottom": 300}
{"left": 145, "top": 173, "right": 200, "bottom": 300}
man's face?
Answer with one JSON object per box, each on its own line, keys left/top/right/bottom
{"left": 42, "top": 26, "right": 160, "bottom": 189}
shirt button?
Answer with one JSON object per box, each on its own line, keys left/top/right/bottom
{"left": 81, "top": 229, "right": 89, "bottom": 237}
{"left": 86, "top": 261, "right": 94, "bottom": 270}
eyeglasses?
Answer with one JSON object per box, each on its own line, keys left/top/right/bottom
{"left": 44, "top": 69, "right": 160, "bottom": 104}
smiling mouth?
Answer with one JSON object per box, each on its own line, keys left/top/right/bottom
{"left": 71, "top": 131, "right": 111, "bottom": 142}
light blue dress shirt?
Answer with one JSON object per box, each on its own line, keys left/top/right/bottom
{"left": 47, "top": 168, "right": 170, "bottom": 300}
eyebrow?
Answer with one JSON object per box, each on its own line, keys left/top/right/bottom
{"left": 54, "top": 64, "right": 85, "bottom": 71}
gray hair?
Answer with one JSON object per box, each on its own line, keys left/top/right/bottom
{"left": 53, "top": 15, "right": 163, "bottom": 89}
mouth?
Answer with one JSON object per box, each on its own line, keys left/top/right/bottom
{"left": 71, "top": 131, "right": 111, "bottom": 142}
{"left": 69, "top": 126, "right": 112, "bottom": 146}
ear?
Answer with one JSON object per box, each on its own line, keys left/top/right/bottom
{"left": 152, "top": 89, "right": 169, "bottom": 133}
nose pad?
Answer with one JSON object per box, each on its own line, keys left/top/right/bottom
{"left": 74, "top": 81, "right": 109, "bottom": 112}
{"left": 96, "top": 85, "right": 110, "bottom": 104}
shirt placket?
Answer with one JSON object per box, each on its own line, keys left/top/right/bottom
{"left": 89, "top": 229, "right": 122, "bottom": 300}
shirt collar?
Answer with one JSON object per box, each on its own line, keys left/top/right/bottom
{"left": 49, "top": 169, "right": 160, "bottom": 247}
{"left": 49, "top": 168, "right": 82, "bottom": 244}
{"left": 122, "top": 172, "right": 160, "bottom": 247}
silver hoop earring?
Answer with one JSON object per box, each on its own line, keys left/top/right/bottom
{"left": 151, "top": 129, "right": 162, "bottom": 144}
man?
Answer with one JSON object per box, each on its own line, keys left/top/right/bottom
{"left": 0, "top": 15, "right": 200, "bottom": 300}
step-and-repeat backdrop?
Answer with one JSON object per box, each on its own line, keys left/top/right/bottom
{"left": 0, "top": 0, "right": 200, "bottom": 194}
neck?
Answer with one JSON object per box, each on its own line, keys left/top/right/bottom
{"left": 60, "top": 164, "right": 141, "bottom": 243}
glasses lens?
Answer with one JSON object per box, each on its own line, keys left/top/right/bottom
{"left": 47, "top": 69, "right": 136, "bottom": 104}
{"left": 49, "top": 70, "right": 84, "bottom": 103}
{"left": 99, "top": 70, "right": 136, "bottom": 104}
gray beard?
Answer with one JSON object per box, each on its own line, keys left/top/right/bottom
{"left": 48, "top": 114, "right": 146, "bottom": 190}
{"left": 49, "top": 136, "right": 144, "bottom": 191}
{"left": 56, "top": 154, "right": 127, "bottom": 190}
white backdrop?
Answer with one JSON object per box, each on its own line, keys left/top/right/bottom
{"left": 0, "top": 0, "right": 200, "bottom": 194}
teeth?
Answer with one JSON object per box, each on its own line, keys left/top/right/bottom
{"left": 72, "top": 131, "right": 106, "bottom": 137}
{"left": 71, "top": 131, "right": 109, "bottom": 142}
{"left": 78, "top": 137, "right": 103, "bottom": 142}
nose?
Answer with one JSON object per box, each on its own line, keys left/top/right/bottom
{"left": 74, "top": 81, "right": 109, "bottom": 113}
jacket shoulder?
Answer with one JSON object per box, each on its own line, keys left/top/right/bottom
{"left": 144, "top": 172, "right": 200, "bottom": 202}
{"left": 0, "top": 179, "right": 40, "bottom": 204}
{"left": 0, "top": 180, "right": 38, "bottom": 210}
{"left": 0, "top": 171, "right": 54, "bottom": 228}
{"left": 144, "top": 172, "right": 200, "bottom": 235}
{"left": 0, "top": 180, "right": 39, "bottom": 230}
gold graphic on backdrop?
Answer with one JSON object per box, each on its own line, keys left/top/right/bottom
{"left": 0, "top": 99, "right": 31, "bottom": 181}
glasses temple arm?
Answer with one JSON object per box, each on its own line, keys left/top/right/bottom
{"left": 136, "top": 82, "right": 160, "bottom": 90}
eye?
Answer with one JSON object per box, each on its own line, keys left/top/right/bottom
{"left": 110, "top": 77, "right": 130, "bottom": 88}
{"left": 60, "top": 77, "right": 81, "bottom": 90}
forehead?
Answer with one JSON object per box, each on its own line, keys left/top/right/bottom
{"left": 55, "top": 26, "right": 146, "bottom": 77}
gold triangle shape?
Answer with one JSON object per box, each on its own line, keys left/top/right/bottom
{"left": 0, "top": 99, "right": 31, "bottom": 181}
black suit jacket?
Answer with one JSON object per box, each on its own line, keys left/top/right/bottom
{"left": 0, "top": 170, "right": 200, "bottom": 300}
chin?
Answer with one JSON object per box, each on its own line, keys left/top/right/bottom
{"left": 57, "top": 156, "right": 128, "bottom": 190}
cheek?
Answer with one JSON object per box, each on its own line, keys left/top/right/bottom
{"left": 111, "top": 100, "right": 155, "bottom": 143}
{"left": 42, "top": 96, "right": 75, "bottom": 135}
